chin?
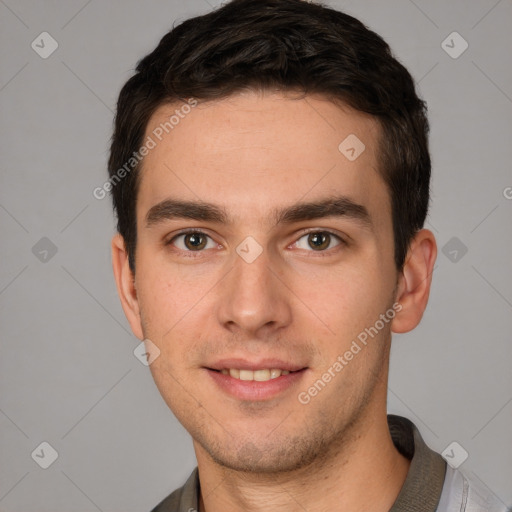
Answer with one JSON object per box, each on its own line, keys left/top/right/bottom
{"left": 200, "top": 434, "right": 331, "bottom": 475}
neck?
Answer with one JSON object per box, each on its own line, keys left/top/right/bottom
{"left": 194, "top": 408, "right": 410, "bottom": 512}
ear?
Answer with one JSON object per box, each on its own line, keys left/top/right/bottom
{"left": 391, "top": 229, "right": 437, "bottom": 333}
{"left": 111, "top": 233, "right": 144, "bottom": 340}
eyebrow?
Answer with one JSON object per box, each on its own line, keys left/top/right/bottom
{"left": 145, "top": 196, "right": 372, "bottom": 230}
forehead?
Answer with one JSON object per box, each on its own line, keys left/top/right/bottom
{"left": 137, "top": 90, "right": 389, "bottom": 228}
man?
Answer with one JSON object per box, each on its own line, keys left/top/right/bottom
{"left": 108, "top": 0, "right": 508, "bottom": 510}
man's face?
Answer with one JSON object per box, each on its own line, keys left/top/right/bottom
{"left": 129, "top": 91, "right": 400, "bottom": 472}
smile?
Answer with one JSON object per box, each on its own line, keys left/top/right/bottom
{"left": 219, "top": 368, "right": 291, "bottom": 381}
{"left": 206, "top": 367, "right": 308, "bottom": 401}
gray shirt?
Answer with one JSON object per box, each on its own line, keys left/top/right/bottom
{"left": 150, "top": 415, "right": 509, "bottom": 512}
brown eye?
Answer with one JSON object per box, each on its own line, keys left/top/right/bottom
{"left": 294, "top": 231, "right": 342, "bottom": 252}
{"left": 308, "top": 232, "right": 331, "bottom": 251}
{"left": 184, "top": 232, "right": 207, "bottom": 250}
{"left": 170, "top": 231, "right": 214, "bottom": 251}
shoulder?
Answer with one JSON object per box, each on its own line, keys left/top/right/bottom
{"left": 437, "top": 466, "right": 510, "bottom": 512}
{"left": 150, "top": 487, "right": 182, "bottom": 512}
{"left": 149, "top": 468, "right": 199, "bottom": 512}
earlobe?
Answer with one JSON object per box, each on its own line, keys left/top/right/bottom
{"left": 391, "top": 229, "right": 437, "bottom": 334}
{"left": 111, "top": 233, "right": 144, "bottom": 340}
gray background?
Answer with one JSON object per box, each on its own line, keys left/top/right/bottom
{"left": 1, "top": 0, "right": 511, "bottom": 510}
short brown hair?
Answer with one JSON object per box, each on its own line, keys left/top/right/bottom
{"left": 108, "top": 0, "right": 430, "bottom": 272}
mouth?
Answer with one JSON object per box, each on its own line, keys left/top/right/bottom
{"left": 211, "top": 367, "right": 298, "bottom": 381}
{"left": 204, "top": 361, "right": 308, "bottom": 401}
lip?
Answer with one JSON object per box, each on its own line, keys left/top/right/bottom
{"left": 205, "top": 358, "right": 306, "bottom": 372}
{"left": 204, "top": 359, "right": 308, "bottom": 401}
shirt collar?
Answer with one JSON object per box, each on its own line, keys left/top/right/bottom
{"left": 156, "top": 414, "right": 446, "bottom": 512}
{"left": 388, "top": 414, "right": 446, "bottom": 511}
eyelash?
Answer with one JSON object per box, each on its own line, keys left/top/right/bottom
{"left": 165, "top": 229, "right": 347, "bottom": 257}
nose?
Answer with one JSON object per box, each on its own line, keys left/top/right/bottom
{"left": 215, "top": 245, "right": 292, "bottom": 337}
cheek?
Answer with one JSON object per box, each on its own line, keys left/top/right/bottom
{"left": 135, "top": 252, "right": 218, "bottom": 338}
{"left": 134, "top": 258, "right": 222, "bottom": 401}
{"left": 146, "top": 354, "right": 200, "bottom": 430}
{"left": 293, "top": 262, "right": 392, "bottom": 339}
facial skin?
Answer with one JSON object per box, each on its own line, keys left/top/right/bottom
{"left": 112, "top": 90, "right": 437, "bottom": 511}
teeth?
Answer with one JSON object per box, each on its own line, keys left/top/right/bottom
{"left": 270, "top": 368, "right": 281, "bottom": 379}
{"left": 254, "top": 369, "right": 270, "bottom": 381}
{"left": 220, "top": 368, "right": 291, "bottom": 381}
{"left": 239, "top": 369, "right": 253, "bottom": 381}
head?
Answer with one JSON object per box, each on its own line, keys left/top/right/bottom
{"left": 110, "top": 0, "right": 436, "bottom": 473}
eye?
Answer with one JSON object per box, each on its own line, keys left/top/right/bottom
{"left": 294, "top": 231, "right": 343, "bottom": 252}
{"left": 169, "top": 231, "right": 217, "bottom": 251}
